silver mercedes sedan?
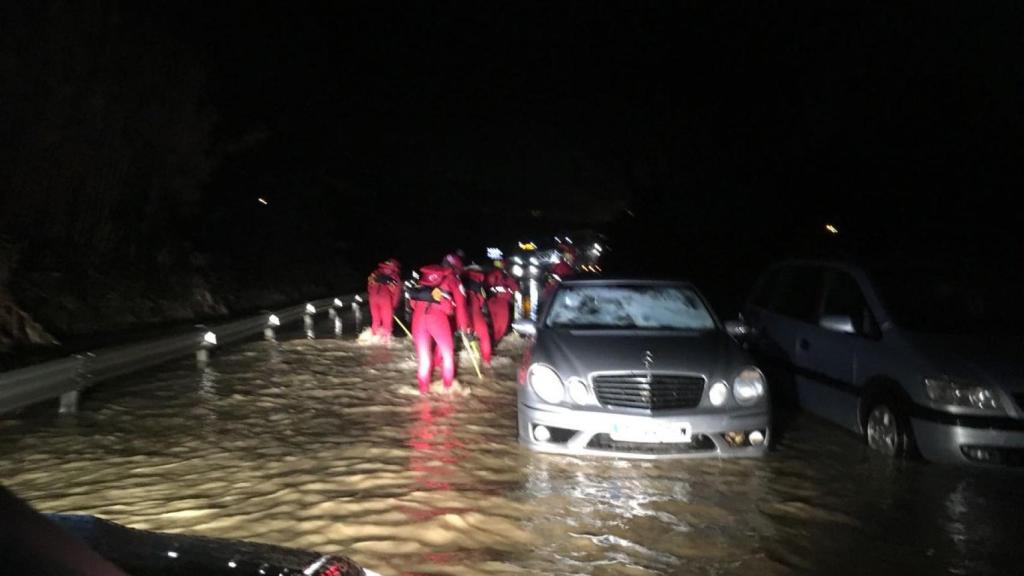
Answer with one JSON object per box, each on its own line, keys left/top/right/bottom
{"left": 513, "top": 279, "right": 770, "bottom": 458}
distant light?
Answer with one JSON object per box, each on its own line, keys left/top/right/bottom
{"left": 268, "top": 314, "right": 281, "bottom": 327}
{"left": 333, "top": 298, "right": 343, "bottom": 307}
{"left": 564, "top": 237, "right": 573, "bottom": 244}
{"left": 511, "top": 264, "right": 524, "bottom": 277}
{"left": 553, "top": 236, "right": 561, "bottom": 243}
{"left": 203, "top": 331, "right": 218, "bottom": 346}
{"left": 257, "top": 197, "right": 268, "bottom": 205}
{"left": 411, "top": 271, "right": 420, "bottom": 279}
{"left": 825, "top": 224, "right": 839, "bottom": 235}
{"left": 593, "top": 243, "right": 602, "bottom": 252}
{"left": 529, "top": 256, "right": 539, "bottom": 265}
{"left": 511, "top": 256, "right": 523, "bottom": 264}
{"left": 354, "top": 295, "right": 363, "bottom": 303}
{"left": 548, "top": 253, "right": 560, "bottom": 264}
{"left": 518, "top": 241, "right": 537, "bottom": 251}
{"left": 228, "top": 560, "right": 237, "bottom": 568}
{"left": 305, "top": 303, "right": 316, "bottom": 314}
{"left": 486, "top": 247, "right": 503, "bottom": 260}
{"left": 167, "top": 551, "right": 179, "bottom": 559}
{"left": 528, "top": 265, "right": 539, "bottom": 276}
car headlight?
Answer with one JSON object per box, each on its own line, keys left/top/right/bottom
{"left": 733, "top": 368, "right": 766, "bottom": 406}
{"left": 708, "top": 381, "right": 729, "bottom": 407}
{"left": 528, "top": 364, "right": 564, "bottom": 404}
{"left": 924, "top": 378, "right": 1002, "bottom": 412}
{"left": 566, "top": 377, "right": 590, "bottom": 405}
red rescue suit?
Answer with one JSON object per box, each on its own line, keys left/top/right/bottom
{"left": 486, "top": 267, "right": 517, "bottom": 346}
{"left": 462, "top": 268, "right": 492, "bottom": 365}
{"left": 542, "top": 260, "right": 575, "bottom": 302}
{"left": 410, "top": 264, "right": 469, "bottom": 391}
{"left": 367, "top": 261, "right": 402, "bottom": 338}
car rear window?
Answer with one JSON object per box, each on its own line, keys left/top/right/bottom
{"left": 545, "top": 285, "right": 716, "bottom": 330}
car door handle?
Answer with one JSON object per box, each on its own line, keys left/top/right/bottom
{"left": 799, "top": 338, "right": 810, "bottom": 351}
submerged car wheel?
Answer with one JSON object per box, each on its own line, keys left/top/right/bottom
{"left": 865, "top": 401, "right": 909, "bottom": 457}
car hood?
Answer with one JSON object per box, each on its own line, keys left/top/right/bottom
{"left": 533, "top": 329, "right": 748, "bottom": 381}
{"left": 909, "top": 332, "right": 1024, "bottom": 391}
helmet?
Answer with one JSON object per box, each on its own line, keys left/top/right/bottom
{"left": 493, "top": 259, "right": 505, "bottom": 269}
{"left": 442, "top": 252, "right": 464, "bottom": 272}
{"left": 464, "top": 264, "right": 485, "bottom": 282}
{"left": 558, "top": 243, "right": 578, "bottom": 264}
{"left": 380, "top": 258, "right": 400, "bottom": 272}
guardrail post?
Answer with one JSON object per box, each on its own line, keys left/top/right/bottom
{"left": 265, "top": 313, "right": 280, "bottom": 341}
{"left": 58, "top": 390, "right": 80, "bottom": 414}
{"left": 197, "top": 328, "right": 217, "bottom": 366}
{"left": 351, "top": 296, "right": 363, "bottom": 332}
{"left": 528, "top": 279, "right": 539, "bottom": 321}
{"left": 304, "top": 303, "right": 316, "bottom": 339}
{"left": 330, "top": 298, "right": 343, "bottom": 337}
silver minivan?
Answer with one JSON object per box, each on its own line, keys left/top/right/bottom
{"left": 739, "top": 260, "right": 1024, "bottom": 466}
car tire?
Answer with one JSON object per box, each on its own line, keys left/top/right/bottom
{"left": 864, "top": 396, "right": 913, "bottom": 457}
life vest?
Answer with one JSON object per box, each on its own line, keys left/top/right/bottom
{"left": 462, "top": 269, "right": 487, "bottom": 300}
{"left": 408, "top": 264, "right": 454, "bottom": 314}
{"left": 374, "top": 271, "right": 398, "bottom": 285}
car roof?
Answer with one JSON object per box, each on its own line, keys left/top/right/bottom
{"left": 561, "top": 277, "right": 697, "bottom": 288}
{"left": 768, "top": 259, "right": 864, "bottom": 273}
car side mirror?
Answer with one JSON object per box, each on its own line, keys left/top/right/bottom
{"left": 511, "top": 319, "right": 537, "bottom": 338}
{"left": 724, "top": 320, "right": 750, "bottom": 339}
{"left": 819, "top": 314, "right": 856, "bottom": 335}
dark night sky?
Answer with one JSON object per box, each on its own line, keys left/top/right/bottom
{"left": 203, "top": 4, "right": 1021, "bottom": 230}
{"left": 5, "top": 2, "right": 1023, "bottom": 280}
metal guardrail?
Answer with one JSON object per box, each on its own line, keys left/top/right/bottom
{"left": 0, "top": 293, "right": 367, "bottom": 415}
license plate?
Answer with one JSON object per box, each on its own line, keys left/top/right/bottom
{"left": 610, "top": 422, "right": 691, "bottom": 444}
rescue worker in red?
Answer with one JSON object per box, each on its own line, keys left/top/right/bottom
{"left": 408, "top": 253, "right": 470, "bottom": 393}
{"left": 462, "top": 264, "right": 493, "bottom": 366}
{"left": 486, "top": 258, "right": 518, "bottom": 346}
{"left": 367, "top": 258, "right": 402, "bottom": 341}
{"left": 543, "top": 244, "right": 577, "bottom": 302}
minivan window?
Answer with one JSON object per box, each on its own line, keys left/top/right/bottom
{"left": 750, "top": 269, "right": 780, "bottom": 309}
{"left": 821, "top": 270, "right": 878, "bottom": 336}
{"left": 770, "top": 266, "right": 822, "bottom": 322}
{"left": 871, "top": 267, "right": 1016, "bottom": 335}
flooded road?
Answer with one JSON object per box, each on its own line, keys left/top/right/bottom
{"left": 2, "top": 335, "right": 1023, "bottom": 575}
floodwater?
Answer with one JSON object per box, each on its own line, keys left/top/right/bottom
{"left": 2, "top": 334, "right": 1023, "bottom": 575}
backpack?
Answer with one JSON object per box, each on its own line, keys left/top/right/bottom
{"left": 408, "top": 264, "right": 453, "bottom": 305}
{"left": 418, "top": 264, "right": 448, "bottom": 287}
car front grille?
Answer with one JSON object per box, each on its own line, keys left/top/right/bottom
{"left": 591, "top": 373, "right": 705, "bottom": 411}
{"left": 587, "top": 433, "right": 716, "bottom": 454}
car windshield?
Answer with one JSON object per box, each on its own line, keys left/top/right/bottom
{"left": 872, "top": 266, "right": 1023, "bottom": 335}
{"left": 545, "top": 285, "right": 716, "bottom": 330}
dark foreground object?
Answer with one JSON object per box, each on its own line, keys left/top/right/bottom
{"left": 48, "top": 514, "right": 368, "bottom": 576}
{"left": 1, "top": 485, "right": 367, "bottom": 576}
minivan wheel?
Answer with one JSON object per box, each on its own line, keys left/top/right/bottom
{"left": 865, "top": 402, "right": 909, "bottom": 457}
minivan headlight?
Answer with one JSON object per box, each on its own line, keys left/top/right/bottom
{"left": 733, "top": 368, "right": 766, "bottom": 406}
{"left": 528, "top": 364, "right": 564, "bottom": 404}
{"left": 924, "top": 378, "right": 1002, "bottom": 412}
